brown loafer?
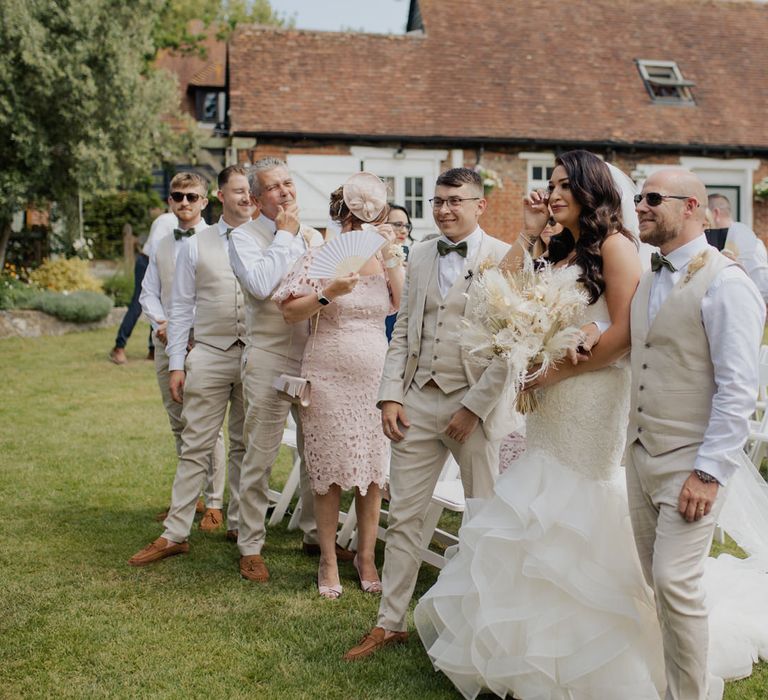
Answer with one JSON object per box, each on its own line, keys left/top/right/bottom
{"left": 199, "top": 508, "right": 223, "bottom": 532}
{"left": 343, "top": 627, "right": 408, "bottom": 661}
{"left": 109, "top": 347, "right": 127, "bottom": 365}
{"left": 239, "top": 554, "right": 269, "bottom": 582}
{"left": 128, "top": 537, "right": 189, "bottom": 567}
{"left": 225, "top": 529, "right": 238, "bottom": 542}
{"left": 302, "top": 542, "right": 356, "bottom": 562}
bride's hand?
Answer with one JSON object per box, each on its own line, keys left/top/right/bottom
{"left": 566, "top": 322, "right": 602, "bottom": 365}
{"left": 522, "top": 189, "right": 550, "bottom": 238}
{"left": 522, "top": 362, "right": 572, "bottom": 392}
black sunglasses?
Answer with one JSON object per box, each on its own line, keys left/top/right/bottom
{"left": 634, "top": 193, "right": 693, "bottom": 207}
{"left": 170, "top": 191, "right": 203, "bottom": 203}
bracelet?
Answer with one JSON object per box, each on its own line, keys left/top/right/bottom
{"left": 384, "top": 257, "right": 401, "bottom": 269}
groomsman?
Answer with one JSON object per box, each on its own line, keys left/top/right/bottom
{"left": 706, "top": 193, "right": 768, "bottom": 303}
{"left": 136, "top": 172, "right": 224, "bottom": 530}
{"left": 344, "top": 167, "right": 513, "bottom": 660}
{"left": 228, "top": 157, "right": 336, "bottom": 583}
{"left": 128, "top": 166, "right": 254, "bottom": 565}
{"left": 627, "top": 168, "right": 764, "bottom": 700}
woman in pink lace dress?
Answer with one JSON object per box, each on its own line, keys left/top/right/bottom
{"left": 274, "top": 173, "right": 405, "bottom": 599}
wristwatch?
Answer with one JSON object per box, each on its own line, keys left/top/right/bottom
{"left": 693, "top": 469, "right": 719, "bottom": 485}
{"left": 317, "top": 292, "right": 331, "bottom": 306}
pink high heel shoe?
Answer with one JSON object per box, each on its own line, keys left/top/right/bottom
{"left": 318, "top": 582, "right": 343, "bottom": 599}
{"left": 353, "top": 554, "right": 382, "bottom": 594}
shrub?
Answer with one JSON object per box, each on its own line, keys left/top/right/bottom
{"left": 33, "top": 291, "right": 113, "bottom": 323}
{"left": 29, "top": 258, "right": 103, "bottom": 293}
{"left": 0, "top": 273, "right": 42, "bottom": 310}
{"left": 103, "top": 270, "right": 134, "bottom": 306}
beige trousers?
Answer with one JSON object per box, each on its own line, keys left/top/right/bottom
{"left": 154, "top": 334, "right": 225, "bottom": 506}
{"left": 162, "top": 342, "right": 244, "bottom": 542}
{"left": 237, "top": 347, "right": 317, "bottom": 556}
{"left": 377, "top": 383, "right": 499, "bottom": 632}
{"left": 626, "top": 441, "right": 727, "bottom": 700}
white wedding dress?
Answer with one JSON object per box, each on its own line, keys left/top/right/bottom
{"left": 415, "top": 293, "right": 768, "bottom": 700}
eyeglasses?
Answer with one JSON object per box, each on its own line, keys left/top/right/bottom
{"left": 429, "top": 197, "right": 481, "bottom": 209}
{"left": 634, "top": 193, "right": 694, "bottom": 207}
{"left": 170, "top": 191, "right": 203, "bottom": 203}
{"left": 388, "top": 221, "right": 413, "bottom": 233}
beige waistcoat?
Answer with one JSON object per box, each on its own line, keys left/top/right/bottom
{"left": 238, "top": 218, "right": 320, "bottom": 361}
{"left": 413, "top": 271, "right": 470, "bottom": 393}
{"left": 194, "top": 226, "right": 246, "bottom": 350}
{"left": 628, "top": 250, "right": 735, "bottom": 455}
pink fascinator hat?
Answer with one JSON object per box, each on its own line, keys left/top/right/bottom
{"left": 342, "top": 172, "right": 388, "bottom": 222}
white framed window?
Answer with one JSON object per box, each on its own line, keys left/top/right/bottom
{"left": 636, "top": 60, "right": 695, "bottom": 104}
{"left": 287, "top": 147, "right": 447, "bottom": 239}
{"left": 519, "top": 152, "right": 556, "bottom": 192}
{"left": 351, "top": 146, "right": 448, "bottom": 240}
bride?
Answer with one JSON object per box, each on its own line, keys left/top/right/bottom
{"left": 414, "top": 150, "right": 768, "bottom": 699}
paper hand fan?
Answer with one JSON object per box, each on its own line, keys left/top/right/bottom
{"left": 307, "top": 224, "right": 388, "bottom": 279}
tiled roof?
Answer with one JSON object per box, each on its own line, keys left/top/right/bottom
{"left": 228, "top": 0, "right": 768, "bottom": 150}
{"left": 157, "top": 21, "right": 226, "bottom": 92}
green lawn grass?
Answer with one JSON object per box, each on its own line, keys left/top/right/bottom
{"left": 0, "top": 323, "right": 765, "bottom": 699}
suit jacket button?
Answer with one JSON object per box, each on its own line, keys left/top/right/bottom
{"left": 641, "top": 363, "right": 648, "bottom": 370}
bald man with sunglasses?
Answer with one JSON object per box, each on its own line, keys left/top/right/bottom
{"left": 627, "top": 168, "right": 764, "bottom": 700}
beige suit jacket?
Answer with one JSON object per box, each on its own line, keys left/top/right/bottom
{"left": 378, "top": 230, "right": 515, "bottom": 441}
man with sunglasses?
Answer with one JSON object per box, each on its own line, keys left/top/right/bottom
{"left": 627, "top": 168, "right": 764, "bottom": 700}
{"left": 138, "top": 172, "right": 224, "bottom": 526}
{"left": 344, "top": 167, "right": 514, "bottom": 661}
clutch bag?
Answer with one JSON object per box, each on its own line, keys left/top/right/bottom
{"left": 273, "top": 374, "right": 311, "bottom": 407}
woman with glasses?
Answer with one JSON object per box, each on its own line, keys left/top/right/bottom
{"left": 384, "top": 204, "right": 413, "bottom": 342}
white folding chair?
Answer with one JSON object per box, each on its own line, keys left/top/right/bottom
{"left": 268, "top": 414, "right": 302, "bottom": 526}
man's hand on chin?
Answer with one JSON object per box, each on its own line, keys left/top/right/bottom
{"left": 444, "top": 406, "right": 480, "bottom": 444}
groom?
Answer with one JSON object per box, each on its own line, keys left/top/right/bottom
{"left": 627, "top": 168, "right": 764, "bottom": 700}
{"left": 344, "top": 167, "right": 513, "bottom": 660}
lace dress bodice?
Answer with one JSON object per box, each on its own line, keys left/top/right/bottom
{"left": 526, "top": 294, "right": 631, "bottom": 481}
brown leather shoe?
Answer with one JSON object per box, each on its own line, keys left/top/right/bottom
{"left": 128, "top": 537, "right": 189, "bottom": 567}
{"left": 302, "top": 542, "right": 356, "bottom": 562}
{"left": 225, "top": 529, "right": 238, "bottom": 542}
{"left": 343, "top": 627, "right": 408, "bottom": 661}
{"left": 109, "top": 347, "right": 127, "bottom": 365}
{"left": 240, "top": 554, "right": 269, "bottom": 582}
{"left": 199, "top": 508, "right": 223, "bottom": 532}
{"left": 146, "top": 349, "right": 155, "bottom": 361}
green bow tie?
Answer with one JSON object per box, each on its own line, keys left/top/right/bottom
{"left": 437, "top": 239, "right": 468, "bottom": 258}
{"left": 650, "top": 252, "right": 676, "bottom": 273}
{"left": 173, "top": 227, "right": 195, "bottom": 241}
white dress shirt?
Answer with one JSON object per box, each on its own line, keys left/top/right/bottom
{"left": 228, "top": 213, "right": 312, "bottom": 300}
{"left": 165, "top": 218, "right": 239, "bottom": 371}
{"left": 436, "top": 227, "right": 483, "bottom": 298}
{"left": 142, "top": 212, "right": 178, "bottom": 257}
{"left": 139, "top": 229, "right": 194, "bottom": 329}
{"left": 726, "top": 222, "right": 768, "bottom": 303}
{"left": 648, "top": 234, "right": 765, "bottom": 484}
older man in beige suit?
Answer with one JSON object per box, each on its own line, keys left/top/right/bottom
{"left": 227, "top": 157, "right": 352, "bottom": 583}
{"left": 345, "top": 167, "right": 515, "bottom": 660}
{"left": 627, "top": 168, "right": 764, "bottom": 700}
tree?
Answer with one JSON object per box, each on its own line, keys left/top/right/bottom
{"left": 0, "top": 0, "right": 189, "bottom": 268}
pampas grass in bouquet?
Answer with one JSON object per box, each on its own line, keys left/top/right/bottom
{"left": 460, "top": 253, "right": 589, "bottom": 413}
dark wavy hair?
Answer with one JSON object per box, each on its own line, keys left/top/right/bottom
{"left": 547, "top": 150, "right": 634, "bottom": 303}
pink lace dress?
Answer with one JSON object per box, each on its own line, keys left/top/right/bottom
{"left": 274, "top": 251, "right": 393, "bottom": 495}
